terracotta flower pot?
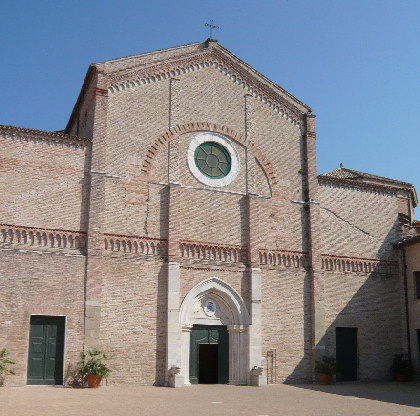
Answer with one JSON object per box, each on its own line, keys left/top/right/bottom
{"left": 87, "top": 374, "right": 103, "bottom": 388}
{"left": 319, "top": 374, "right": 332, "bottom": 385}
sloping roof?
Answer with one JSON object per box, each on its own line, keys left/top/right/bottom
{"left": 394, "top": 234, "right": 420, "bottom": 248}
{"left": 318, "top": 167, "right": 418, "bottom": 206}
{"left": 66, "top": 39, "right": 312, "bottom": 132}
{"left": 319, "top": 167, "right": 413, "bottom": 188}
{"left": 0, "top": 124, "right": 89, "bottom": 144}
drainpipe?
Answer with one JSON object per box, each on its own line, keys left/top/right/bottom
{"left": 401, "top": 248, "right": 412, "bottom": 362}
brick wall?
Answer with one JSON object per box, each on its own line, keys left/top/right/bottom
{"left": 404, "top": 242, "right": 420, "bottom": 376}
{"left": 100, "top": 256, "right": 167, "bottom": 384}
{"left": 0, "top": 249, "right": 85, "bottom": 386}
{"left": 319, "top": 181, "right": 405, "bottom": 380}
{"left": 0, "top": 129, "right": 90, "bottom": 231}
{"left": 1, "top": 40, "right": 413, "bottom": 386}
{"left": 319, "top": 182, "right": 400, "bottom": 259}
{"left": 261, "top": 268, "right": 312, "bottom": 383}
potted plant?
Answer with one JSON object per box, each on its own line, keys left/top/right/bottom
{"left": 78, "top": 349, "right": 111, "bottom": 388}
{"left": 315, "top": 355, "right": 337, "bottom": 385}
{"left": 391, "top": 354, "right": 413, "bottom": 382}
{"left": 0, "top": 348, "right": 15, "bottom": 386}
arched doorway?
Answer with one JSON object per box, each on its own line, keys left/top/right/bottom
{"left": 179, "top": 278, "right": 249, "bottom": 385}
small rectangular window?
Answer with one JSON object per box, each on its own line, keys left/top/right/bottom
{"left": 415, "top": 272, "right": 420, "bottom": 299}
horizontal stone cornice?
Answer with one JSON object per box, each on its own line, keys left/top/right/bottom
{"left": 179, "top": 264, "right": 246, "bottom": 273}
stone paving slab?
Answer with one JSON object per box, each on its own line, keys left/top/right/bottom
{"left": 1, "top": 382, "right": 420, "bottom": 416}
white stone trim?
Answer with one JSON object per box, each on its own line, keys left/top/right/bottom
{"left": 187, "top": 132, "right": 240, "bottom": 187}
{"left": 180, "top": 277, "right": 249, "bottom": 325}
{"left": 179, "top": 277, "right": 250, "bottom": 385}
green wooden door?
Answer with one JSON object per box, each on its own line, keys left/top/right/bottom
{"left": 336, "top": 327, "right": 358, "bottom": 381}
{"left": 27, "top": 316, "right": 65, "bottom": 385}
{"left": 189, "top": 325, "right": 229, "bottom": 384}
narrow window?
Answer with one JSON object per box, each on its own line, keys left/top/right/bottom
{"left": 414, "top": 272, "right": 420, "bottom": 299}
{"left": 417, "top": 329, "right": 420, "bottom": 365}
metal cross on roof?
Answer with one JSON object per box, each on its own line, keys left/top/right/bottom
{"left": 205, "top": 19, "right": 219, "bottom": 38}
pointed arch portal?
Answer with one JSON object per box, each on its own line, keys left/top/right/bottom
{"left": 179, "top": 277, "right": 249, "bottom": 385}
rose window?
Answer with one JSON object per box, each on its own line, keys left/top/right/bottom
{"left": 194, "top": 142, "right": 231, "bottom": 179}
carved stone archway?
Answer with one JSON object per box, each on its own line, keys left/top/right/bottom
{"left": 179, "top": 277, "right": 250, "bottom": 385}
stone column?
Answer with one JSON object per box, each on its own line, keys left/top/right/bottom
{"left": 166, "top": 181, "right": 183, "bottom": 386}
{"left": 181, "top": 324, "right": 193, "bottom": 386}
{"left": 227, "top": 325, "right": 248, "bottom": 385}
{"left": 248, "top": 267, "right": 266, "bottom": 386}
{"left": 167, "top": 261, "right": 184, "bottom": 387}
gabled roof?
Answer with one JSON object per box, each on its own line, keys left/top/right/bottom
{"left": 318, "top": 167, "right": 418, "bottom": 206}
{"left": 320, "top": 167, "right": 413, "bottom": 188}
{"left": 66, "top": 39, "right": 312, "bottom": 132}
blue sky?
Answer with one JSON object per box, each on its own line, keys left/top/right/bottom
{"left": 1, "top": 0, "right": 419, "bottom": 217}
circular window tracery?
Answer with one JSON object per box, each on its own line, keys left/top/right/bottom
{"left": 187, "top": 132, "right": 240, "bottom": 187}
{"left": 194, "top": 142, "right": 231, "bottom": 179}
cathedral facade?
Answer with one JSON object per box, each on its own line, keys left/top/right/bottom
{"left": 1, "top": 39, "right": 418, "bottom": 386}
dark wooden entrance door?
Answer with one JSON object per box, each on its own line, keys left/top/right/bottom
{"left": 336, "top": 327, "right": 358, "bottom": 381}
{"left": 190, "top": 325, "right": 229, "bottom": 384}
{"left": 27, "top": 316, "right": 65, "bottom": 385}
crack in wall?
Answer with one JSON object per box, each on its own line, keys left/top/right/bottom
{"left": 320, "top": 206, "right": 379, "bottom": 241}
{"left": 144, "top": 182, "right": 150, "bottom": 236}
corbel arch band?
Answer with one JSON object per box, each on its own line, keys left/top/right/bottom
{"left": 140, "top": 122, "right": 278, "bottom": 195}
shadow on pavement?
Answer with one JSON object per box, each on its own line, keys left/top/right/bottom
{"left": 291, "top": 382, "right": 420, "bottom": 408}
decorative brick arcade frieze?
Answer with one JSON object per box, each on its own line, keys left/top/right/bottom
{"left": 321, "top": 254, "right": 398, "bottom": 275}
{"left": 179, "top": 240, "right": 246, "bottom": 264}
{"left": 258, "top": 249, "right": 308, "bottom": 269}
{"left": 107, "top": 50, "right": 305, "bottom": 129}
{"left": 103, "top": 233, "right": 167, "bottom": 257}
{"left": 0, "top": 224, "right": 86, "bottom": 252}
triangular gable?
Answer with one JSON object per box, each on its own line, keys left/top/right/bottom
{"left": 66, "top": 39, "right": 312, "bottom": 133}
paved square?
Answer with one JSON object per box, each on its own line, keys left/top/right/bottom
{"left": 1, "top": 382, "right": 420, "bottom": 416}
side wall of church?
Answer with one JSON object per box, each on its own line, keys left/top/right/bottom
{"left": 0, "top": 130, "right": 90, "bottom": 385}
{"left": 0, "top": 249, "right": 85, "bottom": 386}
{"left": 318, "top": 182, "right": 405, "bottom": 379}
{"left": 319, "top": 182, "right": 400, "bottom": 259}
{"left": 403, "top": 242, "right": 420, "bottom": 376}
{"left": 0, "top": 132, "right": 90, "bottom": 231}
{"left": 321, "top": 269, "right": 404, "bottom": 380}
